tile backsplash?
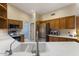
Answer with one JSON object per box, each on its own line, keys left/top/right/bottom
{"left": 59, "top": 29, "right": 76, "bottom": 36}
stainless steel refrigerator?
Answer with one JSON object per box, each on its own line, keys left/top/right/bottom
{"left": 38, "top": 23, "right": 50, "bottom": 42}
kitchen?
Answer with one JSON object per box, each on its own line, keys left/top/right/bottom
{"left": 36, "top": 4, "right": 79, "bottom": 42}
{"left": 6, "top": 3, "right": 79, "bottom": 43}
{"left": 37, "top": 16, "right": 78, "bottom": 42}
{"left": 1, "top": 3, "right": 79, "bottom": 56}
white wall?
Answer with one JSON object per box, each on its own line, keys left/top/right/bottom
{"left": 41, "top": 4, "right": 77, "bottom": 21}
{"left": 7, "top": 4, "right": 30, "bottom": 22}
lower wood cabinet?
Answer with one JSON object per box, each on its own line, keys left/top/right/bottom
{"left": 49, "top": 37, "right": 58, "bottom": 42}
{"left": 49, "top": 37, "right": 75, "bottom": 42}
{"left": 20, "top": 35, "right": 24, "bottom": 42}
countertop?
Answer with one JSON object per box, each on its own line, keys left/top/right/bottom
{"left": 1, "top": 42, "right": 79, "bottom": 56}
{"left": 48, "top": 34, "right": 77, "bottom": 39}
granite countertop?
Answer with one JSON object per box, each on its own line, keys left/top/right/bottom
{"left": 48, "top": 34, "right": 77, "bottom": 39}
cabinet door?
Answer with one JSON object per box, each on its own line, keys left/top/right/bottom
{"left": 49, "top": 37, "right": 52, "bottom": 41}
{"left": 53, "top": 18, "right": 60, "bottom": 29}
{"left": 76, "top": 16, "right": 79, "bottom": 29}
{"left": 59, "top": 17, "right": 66, "bottom": 29}
{"left": 0, "top": 18, "right": 8, "bottom": 29}
{"left": 76, "top": 16, "right": 79, "bottom": 40}
{"left": 19, "top": 21, "right": 23, "bottom": 29}
{"left": 65, "top": 16, "right": 75, "bottom": 29}
{"left": 50, "top": 20, "right": 54, "bottom": 29}
{"left": 49, "top": 37, "right": 58, "bottom": 42}
{"left": 20, "top": 35, "right": 24, "bottom": 42}
{"left": 59, "top": 38, "right": 67, "bottom": 41}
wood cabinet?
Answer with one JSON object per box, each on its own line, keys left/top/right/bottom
{"left": 76, "top": 16, "right": 79, "bottom": 42}
{"left": 8, "top": 19, "right": 23, "bottom": 29}
{"left": 49, "top": 37, "right": 75, "bottom": 42}
{"left": 50, "top": 16, "right": 75, "bottom": 29}
{"left": 37, "top": 16, "right": 75, "bottom": 29}
{"left": 20, "top": 35, "right": 24, "bottom": 42}
{"left": 59, "top": 16, "right": 75, "bottom": 29}
{"left": 0, "top": 3, "right": 7, "bottom": 29}
{"left": 0, "top": 3, "right": 7, "bottom": 18}
{"left": 49, "top": 37, "right": 58, "bottom": 42}
{"left": 76, "top": 16, "right": 79, "bottom": 29}
{"left": 50, "top": 20, "right": 54, "bottom": 29}
{"left": 59, "top": 17, "right": 66, "bottom": 29}
{"left": 0, "top": 17, "right": 8, "bottom": 29}
{"left": 53, "top": 18, "right": 60, "bottom": 29}
{"left": 59, "top": 38, "right": 75, "bottom": 42}
{"left": 65, "top": 16, "right": 75, "bottom": 29}
{"left": 50, "top": 18, "right": 60, "bottom": 29}
{"left": 49, "top": 37, "right": 67, "bottom": 42}
{"left": 48, "top": 16, "right": 75, "bottom": 29}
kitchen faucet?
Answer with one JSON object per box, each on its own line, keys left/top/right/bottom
{"left": 31, "top": 31, "right": 40, "bottom": 56}
{"left": 35, "top": 37, "right": 40, "bottom": 56}
{"left": 5, "top": 40, "right": 16, "bottom": 56}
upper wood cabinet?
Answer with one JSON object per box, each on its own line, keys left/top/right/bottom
{"left": 50, "top": 18, "right": 60, "bottom": 29}
{"left": 50, "top": 20, "right": 55, "bottom": 29}
{"left": 76, "top": 16, "right": 79, "bottom": 29}
{"left": 76, "top": 16, "right": 79, "bottom": 40}
{"left": 0, "top": 3, "right": 7, "bottom": 18}
{"left": 65, "top": 16, "right": 75, "bottom": 29}
{"left": 8, "top": 19, "right": 23, "bottom": 29}
{"left": 59, "top": 16, "right": 75, "bottom": 29}
{"left": 37, "top": 16, "right": 75, "bottom": 29}
{"left": 50, "top": 16, "right": 75, "bottom": 29}
{"left": 59, "top": 17, "right": 66, "bottom": 29}
{"left": 53, "top": 18, "right": 60, "bottom": 29}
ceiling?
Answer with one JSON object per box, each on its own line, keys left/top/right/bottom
{"left": 11, "top": 3, "right": 72, "bottom": 16}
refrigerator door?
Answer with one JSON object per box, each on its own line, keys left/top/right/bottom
{"left": 39, "top": 23, "right": 50, "bottom": 42}
{"left": 39, "top": 23, "right": 46, "bottom": 38}
{"left": 46, "top": 23, "right": 50, "bottom": 42}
